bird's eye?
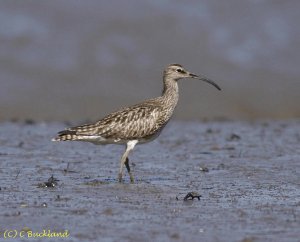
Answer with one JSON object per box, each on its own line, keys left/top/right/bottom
{"left": 176, "top": 69, "right": 183, "bottom": 73}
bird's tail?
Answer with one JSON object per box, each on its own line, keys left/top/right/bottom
{"left": 52, "top": 130, "right": 79, "bottom": 141}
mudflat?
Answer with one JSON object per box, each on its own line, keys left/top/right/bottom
{"left": 0, "top": 120, "right": 299, "bottom": 242}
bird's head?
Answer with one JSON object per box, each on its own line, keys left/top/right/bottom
{"left": 164, "top": 64, "right": 221, "bottom": 91}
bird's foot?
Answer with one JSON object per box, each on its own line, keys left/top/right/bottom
{"left": 129, "top": 172, "right": 135, "bottom": 184}
{"left": 118, "top": 173, "right": 123, "bottom": 183}
{"left": 118, "top": 173, "right": 135, "bottom": 183}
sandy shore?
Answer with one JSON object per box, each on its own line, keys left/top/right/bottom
{"left": 0, "top": 120, "right": 299, "bottom": 242}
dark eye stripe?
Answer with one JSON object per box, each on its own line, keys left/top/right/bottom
{"left": 176, "top": 69, "right": 185, "bottom": 73}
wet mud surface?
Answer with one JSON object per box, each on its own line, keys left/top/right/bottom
{"left": 0, "top": 120, "right": 299, "bottom": 242}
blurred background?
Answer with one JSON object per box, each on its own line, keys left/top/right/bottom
{"left": 1, "top": 0, "right": 299, "bottom": 122}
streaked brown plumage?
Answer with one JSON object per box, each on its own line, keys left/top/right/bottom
{"left": 52, "top": 64, "right": 221, "bottom": 183}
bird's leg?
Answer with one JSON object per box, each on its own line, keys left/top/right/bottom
{"left": 124, "top": 157, "right": 134, "bottom": 183}
{"left": 118, "top": 152, "right": 127, "bottom": 183}
{"left": 118, "top": 140, "right": 138, "bottom": 183}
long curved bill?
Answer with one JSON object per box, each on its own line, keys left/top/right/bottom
{"left": 189, "top": 73, "right": 221, "bottom": 91}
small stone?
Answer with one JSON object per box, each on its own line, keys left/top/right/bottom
{"left": 227, "top": 133, "right": 241, "bottom": 141}
{"left": 184, "top": 192, "right": 201, "bottom": 201}
{"left": 199, "top": 166, "right": 209, "bottom": 172}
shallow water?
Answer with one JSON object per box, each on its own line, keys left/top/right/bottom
{"left": 0, "top": 121, "right": 299, "bottom": 241}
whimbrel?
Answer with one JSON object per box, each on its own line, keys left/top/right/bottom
{"left": 52, "top": 64, "right": 221, "bottom": 183}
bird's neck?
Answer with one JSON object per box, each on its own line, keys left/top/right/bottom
{"left": 161, "top": 76, "right": 179, "bottom": 109}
